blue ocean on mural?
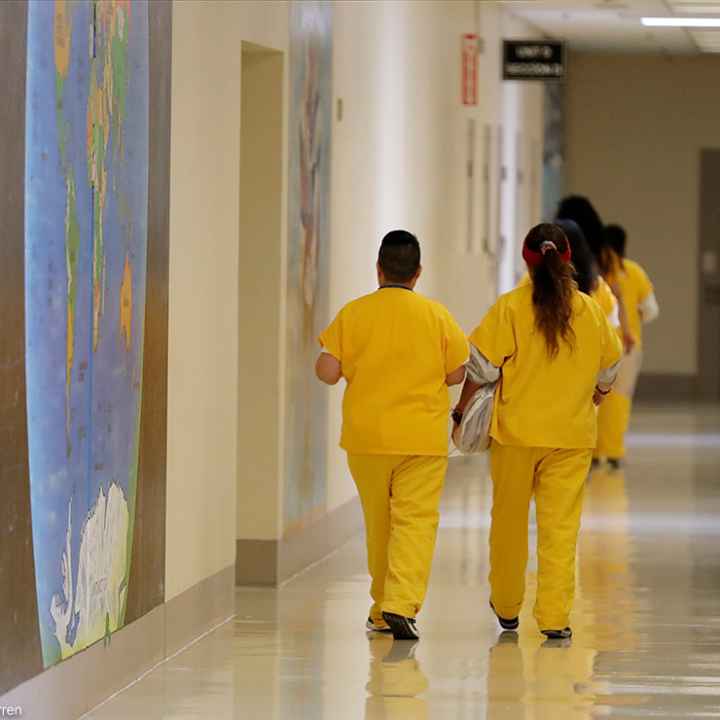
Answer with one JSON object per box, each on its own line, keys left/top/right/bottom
{"left": 24, "top": 0, "right": 149, "bottom": 667}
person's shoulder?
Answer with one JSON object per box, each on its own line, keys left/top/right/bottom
{"left": 577, "top": 289, "right": 607, "bottom": 322}
{"left": 415, "top": 294, "right": 459, "bottom": 323}
{"left": 625, "top": 258, "right": 649, "bottom": 280}
{"left": 336, "top": 291, "right": 381, "bottom": 319}
{"left": 501, "top": 283, "right": 532, "bottom": 308}
{"left": 596, "top": 276, "right": 612, "bottom": 294}
{"left": 343, "top": 291, "right": 379, "bottom": 309}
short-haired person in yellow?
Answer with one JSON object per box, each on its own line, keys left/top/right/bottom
{"left": 454, "top": 223, "right": 623, "bottom": 640}
{"left": 595, "top": 224, "right": 659, "bottom": 468}
{"left": 315, "top": 230, "right": 469, "bottom": 640}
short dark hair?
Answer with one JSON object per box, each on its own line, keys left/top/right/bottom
{"left": 604, "top": 224, "right": 627, "bottom": 258}
{"left": 378, "top": 230, "right": 421, "bottom": 283}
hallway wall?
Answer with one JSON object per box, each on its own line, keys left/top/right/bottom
{"left": 168, "top": 0, "right": 289, "bottom": 600}
{"left": 565, "top": 52, "right": 720, "bottom": 379}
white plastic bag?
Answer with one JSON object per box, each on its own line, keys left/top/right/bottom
{"left": 452, "top": 382, "right": 497, "bottom": 454}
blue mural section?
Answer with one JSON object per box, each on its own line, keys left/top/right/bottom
{"left": 24, "top": 0, "right": 149, "bottom": 667}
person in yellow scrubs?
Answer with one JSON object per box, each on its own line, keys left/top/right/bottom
{"left": 520, "top": 219, "right": 620, "bottom": 330}
{"left": 455, "top": 223, "right": 623, "bottom": 640}
{"left": 595, "top": 224, "right": 659, "bottom": 467}
{"left": 316, "top": 230, "right": 469, "bottom": 641}
{"left": 556, "top": 196, "right": 635, "bottom": 354}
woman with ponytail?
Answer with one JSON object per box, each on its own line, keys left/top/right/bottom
{"left": 454, "top": 223, "right": 623, "bottom": 639}
{"left": 519, "top": 219, "right": 621, "bottom": 330}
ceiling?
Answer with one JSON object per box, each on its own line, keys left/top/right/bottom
{"left": 499, "top": 0, "right": 720, "bottom": 54}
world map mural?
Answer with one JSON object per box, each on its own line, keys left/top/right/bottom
{"left": 24, "top": 0, "right": 149, "bottom": 667}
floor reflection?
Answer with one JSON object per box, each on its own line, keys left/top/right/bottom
{"left": 365, "top": 637, "right": 428, "bottom": 720}
{"left": 86, "top": 406, "right": 720, "bottom": 719}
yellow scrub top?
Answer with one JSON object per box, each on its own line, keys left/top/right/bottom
{"left": 320, "top": 288, "right": 469, "bottom": 456}
{"left": 469, "top": 284, "right": 623, "bottom": 449}
{"left": 519, "top": 272, "right": 618, "bottom": 324}
{"left": 593, "top": 277, "right": 617, "bottom": 321}
{"left": 614, "top": 259, "right": 654, "bottom": 347}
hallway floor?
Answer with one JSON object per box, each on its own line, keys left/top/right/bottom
{"left": 88, "top": 405, "right": 720, "bottom": 719}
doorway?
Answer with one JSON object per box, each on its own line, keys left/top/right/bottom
{"left": 236, "top": 42, "right": 284, "bottom": 584}
{"left": 698, "top": 150, "right": 720, "bottom": 400}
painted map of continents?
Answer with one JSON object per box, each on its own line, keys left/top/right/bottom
{"left": 24, "top": 0, "right": 149, "bottom": 668}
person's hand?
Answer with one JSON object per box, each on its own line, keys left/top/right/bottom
{"left": 623, "top": 331, "right": 636, "bottom": 355}
{"left": 593, "top": 386, "right": 611, "bottom": 406}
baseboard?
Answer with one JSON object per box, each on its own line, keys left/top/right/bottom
{"left": 279, "top": 495, "right": 363, "bottom": 583}
{"left": 0, "top": 565, "right": 235, "bottom": 720}
{"left": 635, "top": 372, "right": 698, "bottom": 403}
{"left": 235, "top": 539, "right": 279, "bottom": 586}
{"left": 235, "top": 495, "right": 364, "bottom": 586}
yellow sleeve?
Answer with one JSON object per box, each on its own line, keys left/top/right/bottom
{"left": 468, "top": 298, "right": 515, "bottom": 368}
{"left": 442, "top": 310, "right": 470, "bottom": 373}
{"left": 634, "top": 263, "right": 653, "bottom": 302}
{"left": 599, "top": 308, "right": 623, "bottom": 370}
{"left": 594, "top": 279, "right": 615, "bottom": 318}
{"left": 318, "top": 310, "right": 343, "bottom": 361}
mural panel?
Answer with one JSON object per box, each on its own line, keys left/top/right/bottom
{"left": 0, "top": 0, "right": 44, "bottom": 695}
{"left": 284, "top": 0, "right": 333, "bottom": 530}
{"left": 0, "top": 0, "right": 170, "bottom": 692}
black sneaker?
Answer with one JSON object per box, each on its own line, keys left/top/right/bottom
{"left": 607, "top": 458, "right": 622, "bottom": 470}
{"left": 382, "top": 611, "right": 420, "bottom": 640}
{"left": 490, "top": 602, "right": 519, "bottom": 631}
{"left": 541, "top": 627, "right": 572, "bottom": 640}
{"left": 366, "top": 617, "right": 392, "bottom": 633}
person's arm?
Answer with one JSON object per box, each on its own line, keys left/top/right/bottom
{"left": 593, "top": 310, "right": 625, "bottom": 405}
{"left": 453, "top": 345, "right": 501, "bottom": 419}
{"left": 317, "top": 309, "right": 344, "bottom": 385}
{"left": 607, "top": 278, "right": 635, "bottom": 354}
{"left": 639, "top": 292, "right": 659, "bottom": 323}
{"left": 442, "top": 309, "right": 470, "bottom": 387}
{"left": 446, "top": 366, "right": 466, "bottom": 386}
{"left": 593, "top": 358, "right": 622, "bottom": 406}
{"left": 315, "top": 352, "right": 342, "bottom": 385}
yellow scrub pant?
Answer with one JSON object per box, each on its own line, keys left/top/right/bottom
{"left": 596, "top": 347, "right": 642, "bottom": 459}
{"left": 489, "top": 442, "right": 592, "bottom": 631}
{"left": 347, "top": 454, "right": 447, "bottom": 622}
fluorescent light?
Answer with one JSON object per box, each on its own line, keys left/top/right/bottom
{"left": 642, "top": 17, "right": 720, "bottom": 27}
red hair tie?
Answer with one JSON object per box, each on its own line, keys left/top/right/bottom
{"left": 522, "top": 239, "right": 572, "bottom": 267}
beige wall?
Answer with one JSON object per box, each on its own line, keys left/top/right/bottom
{"left": 167, "top": 0, "right": 289, "bottom": 600}
{"left": 566, "top": 52, "right": 720, "bottom": 376}
{"left": 168, "top": 0, "right": 546, "bottom": 582}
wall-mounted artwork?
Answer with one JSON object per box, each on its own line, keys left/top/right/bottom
{"left": 25, "top": 0, "right": 150, "bottom": 666}
{"left": 284, "top": 0, "right": 333, "bottom": 531}
{"left": 0, "top": 0, "right": 170, "bottom": 692}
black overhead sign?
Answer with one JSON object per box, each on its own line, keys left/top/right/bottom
{"left": 503, "top": 40, "right": 565, "bottom": 81}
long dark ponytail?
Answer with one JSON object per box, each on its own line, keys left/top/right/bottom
{"left": 555, "top": 195, "right": 616, "bottom": 276}
{"left": 555, "top": 218, "right": 598, "bottom": 295}
{"left": 524, "top": 223, "right": 577, "bottom": 357}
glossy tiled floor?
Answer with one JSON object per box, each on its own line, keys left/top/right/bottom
{"left": 88, "top": 405, "right": 720, "bottom": 719}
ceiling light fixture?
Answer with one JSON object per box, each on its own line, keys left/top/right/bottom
{"left": 642, "top": 17, "right": 720, "bottom": 27}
